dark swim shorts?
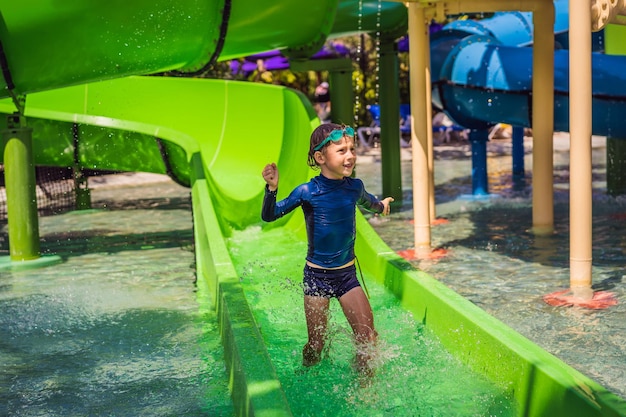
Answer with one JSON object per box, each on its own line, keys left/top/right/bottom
{"left": 303, "top": 264, "right": 360, "bottom": 298}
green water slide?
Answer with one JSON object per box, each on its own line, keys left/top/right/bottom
{"left": 1, "top": 1, "right": 626, "bottom": 416}
{"left": 0, "top": 0, "right": 407, "bottom": 97}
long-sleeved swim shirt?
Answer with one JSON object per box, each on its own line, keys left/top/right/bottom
{"left": 261, "top": 174, "right": 384, "bottom": 268}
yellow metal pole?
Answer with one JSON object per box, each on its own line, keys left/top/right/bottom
{"left": 531, "top": 0, "right": 555, "bottom": 234}
{"left": 408, "top": 3, "right": 432, "bottom": 256}
{"left": 569, "top": 0, "right": 594, "bottom": 299}
{"left": 425, "top": 28, "right": 435, "bottom": 224}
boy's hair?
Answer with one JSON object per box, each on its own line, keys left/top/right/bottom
{"left": 307, "top": 123, "right": 354, "bottom": 169}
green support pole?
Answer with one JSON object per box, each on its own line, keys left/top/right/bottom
{"left": 75, "top": 170, "right": 92, "bottom": 210}
{"left": 327, "top": 65, "right": 354, "bottom": 127}
{"left": 3, "top": 113, "right": 40, "bottom": 261}
{"left": 290, "top": 58, "right": 354, "bottom": 127}
{"left": 605, "top": 26, "right": 626, "bottom": 196}
{"left": 606, "top": 136, "right": 626, "bottom": 196}
{"left": 378, "top": 38, "right": 403, "bottom": 203}
{"left": 72, "top": 123, "right": 92, "bottom": 210}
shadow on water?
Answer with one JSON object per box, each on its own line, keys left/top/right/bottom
{"left": 381, "top": 159, "right": 621, "bottom": 270}
{"left": 432, "top": 196, "right": 626, "bottom": 269}
{"left": 385, "top": 196, "right": 626, "bottom": 271}
{"left": 0, "top": 189, "right": 193, "bottom": 259}
{"left": 0, "top": 229, "right": 194, "bottom": 262}
{"left": 592, "top": 274, "right": 624, "bottom": 292}
{"left": 90, "top": 195, "right": 192, "bottom": 212}
{"left": 38, "top": 229, "right": 195, "bottom": 259}
{"left": 432, "top": 147, "right": 473, "bottom": 161}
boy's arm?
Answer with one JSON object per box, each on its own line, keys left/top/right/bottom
{"left": 261, "top": 163, "right": 306, "bottom": 222}
{"left": 262, "top": 163, "right": 279, "bottom": 191}
{"left": 358, "top": 181, "right": 394, "bottom": 215}
{"left": 261, "top": 185, "right": 306, "bottom": 222}
{"left": 379, "top": 197, "right": 394, "bottom": 216}
{"left": 261, "top": 186, "right": 278, "bottom": 222}
{"left": 261, "top": 163, "right": 279, "bottom": 221}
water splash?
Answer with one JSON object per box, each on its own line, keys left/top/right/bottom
{"left": 228, "top": 226, "right": 516, "bottom": 416}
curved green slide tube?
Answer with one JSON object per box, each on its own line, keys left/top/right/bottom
{"left": 1, "top": 1, "right": 626, "bottom": 416}
{"left": 0, "top": 0, "right": 407, "bottom": 97}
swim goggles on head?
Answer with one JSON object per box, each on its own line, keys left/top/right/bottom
{"left": 313, "top": 126, "right": 356, "bottom": 151}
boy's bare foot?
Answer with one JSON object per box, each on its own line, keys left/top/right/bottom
{"left": 302, "top": 344, "right": 321, "bottom": 367}
{"left": 354, "top": 359, "right": 375, "bottom": 388}
{"left": 355, "top": 356, "right": 375, "bottom": 375}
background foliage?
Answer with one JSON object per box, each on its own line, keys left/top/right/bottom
{"left": 196, "top": 34, "right": 409, "bottom": 128}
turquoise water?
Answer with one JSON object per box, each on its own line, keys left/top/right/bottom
{"left": 228, "top": 226, "right": 515, "bottom": 417}
{"left": 0, "top": 183, "right": 233, "bottom": 416}
{"left": 358, "top": 136, "right": 626, "bottom": 401}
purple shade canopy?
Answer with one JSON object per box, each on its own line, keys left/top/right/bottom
{"left": 247, "top": 50, "right": 282, "bottom": 60}
{"left": 230, "top": 28, "right": 452, "bottom": 74}
{"left": 397, "top": 23, "right": 443, "bottom": 52}
{"left": 230, "top": 60, "right": 259, "bottom": 74}
{"left": 230, "top": 41, "right": 352, "bottom": 74}
{"left": 263, "top": 56, "right": 290, "bottom": 71}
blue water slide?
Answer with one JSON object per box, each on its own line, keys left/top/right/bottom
{"left": 440, "top": 5, "right": 589, "bottom": 47}
{"left": 430, "top": 0, "right": 624, "bottom": 136}
{"left": 429, "top": 1, "right": 567, "bottom": 72}
{"left": 435, "top": 0, "right": 569, "bottom": 46}
{"left": 434, "top": 34, "right": 626, "bottom": 136}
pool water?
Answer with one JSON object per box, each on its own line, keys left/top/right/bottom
{"left": 2, "top": 132, "right": 624, "bottom": 415}
{"left": 228, "top": 226, "right": 516, "bottom": 417}
{"left": 357, "top": 134, "right": 626, "bottom": 401}
{"left": 0, "top": 182, "right": 233, "bottom": 416}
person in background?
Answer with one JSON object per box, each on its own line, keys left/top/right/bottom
{"left": 314, "top": 81, "right": 331, "bottom": 123}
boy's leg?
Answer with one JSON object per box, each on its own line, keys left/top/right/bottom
{"left": 303, "top": 295, "right": 329, "bottom": 366}
{"left": 339, "top": 287, "right": 377, "bottom": 373}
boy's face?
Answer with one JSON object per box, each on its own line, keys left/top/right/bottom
{"left": 315, "top": 136, "right": 356, "bottom": 179}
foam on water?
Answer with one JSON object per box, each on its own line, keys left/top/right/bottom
{"left": 0, "top": 196, "right": 233, "bottom": 416}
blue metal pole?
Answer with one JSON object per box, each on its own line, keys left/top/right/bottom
{"left": 469, "top": 129, "right": 489, "bottom": 196}
{"left": 512, "top": 126, "right": 525, "bottom": 190}
{"left": 512, "top": 126, "right": 525, "bottom": 179}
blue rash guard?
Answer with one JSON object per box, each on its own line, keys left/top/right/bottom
{"left": 261, "top": 174, "right": 384, "bottom": 268}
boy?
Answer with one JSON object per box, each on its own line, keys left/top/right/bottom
{"left": 261, "top": 123, "right": 393, "bottom": 374}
